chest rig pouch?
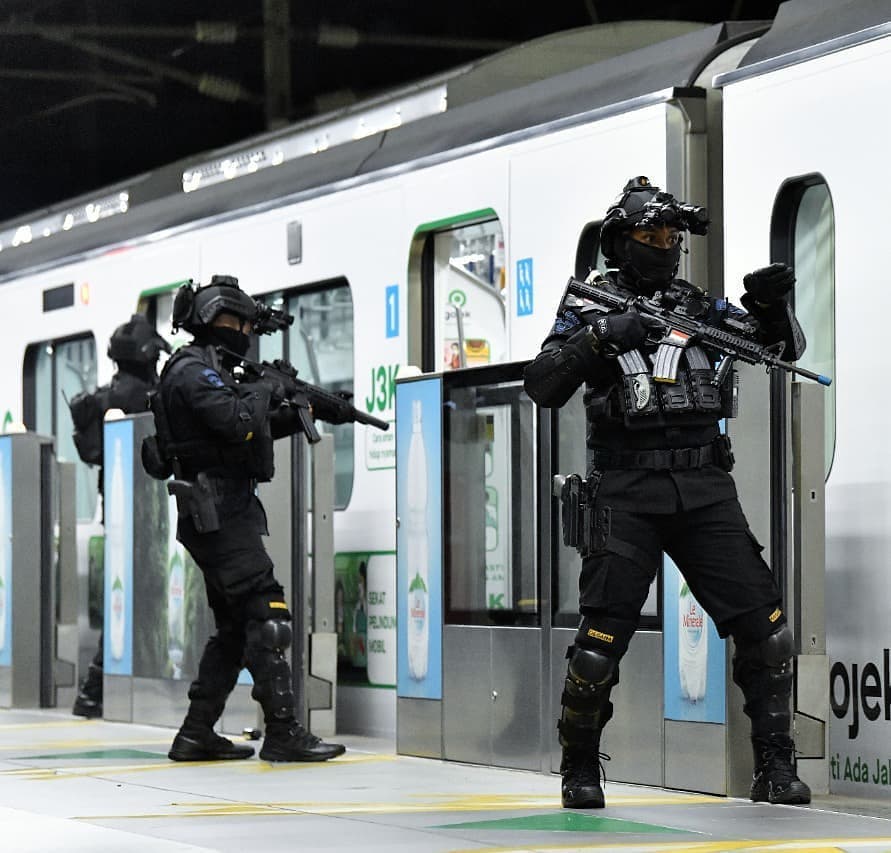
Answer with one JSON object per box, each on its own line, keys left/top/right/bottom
{"left": 607, "top": 344, "right": 736, "bottom": 422}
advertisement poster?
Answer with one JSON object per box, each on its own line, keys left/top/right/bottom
{"left": 103, "top": 417, "right": 216, "bottom": 683}
{"left": 130, "top": 457, "right": 214, "bottom": 682}
{"left": 336, "top": 552, "right": 396, "bottom": 688}
{"left": 103, "top": 421, "right": 134, "bottom": 675}
{"left": 0, "top": 437, "right": 11, "bottom": 666}
{"left": 396, "top": 378, "right": 442, "bottom": 699}
{"left": 663, "top": 555, "right": 726, "bottom": 723}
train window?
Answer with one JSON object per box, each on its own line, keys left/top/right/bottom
{"left": 410, "top": 215, "right": 507, "bottom": 373}
{"left": 772, "top": 177, "right": 836, "bottom": 477}
{"left": 23, "top": 335, "right": 98, "bottom": 521}
{"left": 575, "top": 220, "right": 606, "bottom": 280}
{"left": 286, "top": 282, "right": 355, "bottom": 509}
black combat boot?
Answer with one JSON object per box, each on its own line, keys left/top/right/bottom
{"left": 249, "top": 641, "right": 345, "bottom": 762}
{"left": 72, "top": 662, "right": 103, "bottom": 718}
{"left": 259, "top": 721, "right": 346, "bottom": 762}
{"left": 169, "top": 726, "right": 255, "bottom": 761}
{"left": 560, "top": 742, "right": 608, "bottom": 808}
{"left": 168, "top": 697, "right": 254, "bottom": 762}
{"left": 750, "top": 734, "right": 811, "bottom": 804}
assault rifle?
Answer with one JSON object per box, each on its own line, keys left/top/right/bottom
{"left": 237, "top": 357, "right": 390, "bottom": 443}
{"left": 565, "top": 276, "right": 832, "bottom": 387}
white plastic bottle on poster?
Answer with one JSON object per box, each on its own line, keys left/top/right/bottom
{"left": 406, "top": 399, "right": 429, "bottom": 681}
{"left": 0, "top": 451, "right": 7, "bottom": 653}
{"left": 678, "top": 580, "right": 707, "bottom": 702}
{"left": 166, "top": 494, "right": 185, "bottom": 678}
{"left": 167, "top": 552, "right": 185, "bottom": 678}
{"left": 108, "top": 438, "right": 127, "bottom": 661}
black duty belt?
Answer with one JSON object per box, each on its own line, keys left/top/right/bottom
{"left": 591, "top": 443, "right": 715, "bottom": 471}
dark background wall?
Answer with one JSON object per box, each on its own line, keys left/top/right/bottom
{"left": 0, "top": 1, "right": 783, "bottom": 222}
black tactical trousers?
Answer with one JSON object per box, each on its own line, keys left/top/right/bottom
{"left": 177, "top": 501, "right": 288, "bottom": 726}
{"left": 576, "top": 495, "right": 780, "bottom": 658}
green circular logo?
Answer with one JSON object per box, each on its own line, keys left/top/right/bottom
{"left": 448, "top": 289, "right": 467, "bottom": 308}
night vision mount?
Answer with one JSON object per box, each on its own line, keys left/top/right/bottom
{"left": 637, "top": 191, "right": 709, "bottom": 236}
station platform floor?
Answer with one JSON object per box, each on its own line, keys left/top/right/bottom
{"left": 2, "top": 708, "right": 891, "bottom": 852}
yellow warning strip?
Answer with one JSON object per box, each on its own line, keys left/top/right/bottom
{"left": 73, "top": 791, "right": 729, "bottom": 820}
{"left": 0, "top": 737, "right": 173, "bottom": 751}
{"left": 0, "top": 752, "right": 395, "bottom": 780}
{"left": 0, "top": 720, "right": 107, "bottom": 730}
{"left": 445, "top": 840, "right": 891, "bottom": 853}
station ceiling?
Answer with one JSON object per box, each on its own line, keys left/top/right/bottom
{"left": 0, "top": 0, "right": 783, "bottom": 222}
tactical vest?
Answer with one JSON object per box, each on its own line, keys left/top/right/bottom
{"left": 147, "top": 347, "right": 274, "bottom": 482}
{"left": 584, "top": 278, "right": 738, "bottom": 430}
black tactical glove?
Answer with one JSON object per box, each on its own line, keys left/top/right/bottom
{"left": 743, "top": 262, "right": 795, "bottom": 304}
{"left": 590, "top": 310, "right": 648, "bottom": 355}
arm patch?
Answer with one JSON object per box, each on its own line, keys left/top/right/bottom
{"left": 201, "top": 367, "right": 225, "bottom": 388}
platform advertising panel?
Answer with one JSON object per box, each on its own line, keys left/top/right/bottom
{"left": 0, "top": 437, "right": 11, "bottom": 666}
{"left": 336, "top": 552, "right": 397, "bottom": 687}
{"left": 103, "top": 421, "right": 134, "bottom": 675}
{"left": 396, "top": 378, "right": 442, "bottom": 699}
{"left": 663, "top": 555, "right": 726, "bottom": 723}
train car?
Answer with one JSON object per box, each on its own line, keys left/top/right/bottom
{"left": 0, "top": 0, "right": 885, "bottom": 791}
{"left": 0, "top": 15, "right": 759, "bottom": 737}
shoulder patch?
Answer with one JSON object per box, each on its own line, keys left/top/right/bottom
{"left": 552, "top": 309, "right": 582, "bottom": 335}
{"left": 201, "top": 367, "right": 225, "bottom": 388}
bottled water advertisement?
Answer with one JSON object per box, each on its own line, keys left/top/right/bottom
{"left": 104, "top": 422, "right": 134, "bottom": 675}
{"left": 396, "top": 378, "right": 442, "bottom": 699}
{"left": 0, "top": 437, "right": 11, "bottom": 667}
{"left": 663, "top": 555, "right": 725, "bottom": 723}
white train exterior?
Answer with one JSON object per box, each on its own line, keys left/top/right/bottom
{"left": 0, "top": 0, "right": 885, "bottom": 795}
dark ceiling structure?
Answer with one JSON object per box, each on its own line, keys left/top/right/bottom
{"left": 0, "top": 1, "right": 783, "bottom": 222}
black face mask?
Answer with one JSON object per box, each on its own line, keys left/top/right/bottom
{"left": 624, "top": 239, "right": 681, "bottom": 290}
{"left": 209, "top": 326, "right": 251, "bottom": 358}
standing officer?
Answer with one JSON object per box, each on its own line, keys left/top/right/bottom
{"left": 70, "top": 314, "right": 170, "bottom": 717}
{"left": 147, "top": 274, "right": 344, "bottom": 762}
{"left": 524, "top": 177, "right": 812, "bottom": 808}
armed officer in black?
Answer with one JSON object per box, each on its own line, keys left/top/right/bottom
{"left": 70, "top": 314, "right": 170, "bottom": 718}
{"left": 524, "top": 177, "right": 811, "bottom": 808}
{"left": 150, "top": 275, "right": 344, "bottom": 763}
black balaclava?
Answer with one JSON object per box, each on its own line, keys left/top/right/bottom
{"left": 621, "top": 236, "right": 681, "bottom": 295}
{"left": 195, "top": 326, "right": 251, "bottom": 364}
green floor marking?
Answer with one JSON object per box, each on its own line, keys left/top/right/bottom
{"left": 436, "top": 812, "right": 684, "bottom": 833}
{"left": 23, "top": 749, "right": 167, "bottom": 760}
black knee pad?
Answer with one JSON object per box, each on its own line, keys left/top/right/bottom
{"left": 760, "top": 622, "right": 794, "bottom": 667}
{"left": 568, "top": 646, "right": 618, "bottom": 689}
{"left": 256, "top": 618, "right": 292, "bottom": 652}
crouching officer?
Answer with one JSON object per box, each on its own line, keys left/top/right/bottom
{"left": 524, "top": 177, "right": 811, "bottom": 808}
{"left": 145, "top": 274, "right": 344, "bottom": 762}
{"left": 70, "top": 313, "right": 170, "bottom": 717}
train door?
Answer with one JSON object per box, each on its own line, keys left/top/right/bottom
{"left": 771, "top": 175, "right": 834, "bottom": 790}
{"left": 21, "top": 333, "right": 97, "bottom": 704}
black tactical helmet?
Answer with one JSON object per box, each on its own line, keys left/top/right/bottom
{"left": 171, "top": 274, "right": 257, "bottom": 333}
{"left": 107, "top": 314, "right": 171, "bottom": 364}
{"left": 599, "top": 176, "right": 709, "bottom": 267}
